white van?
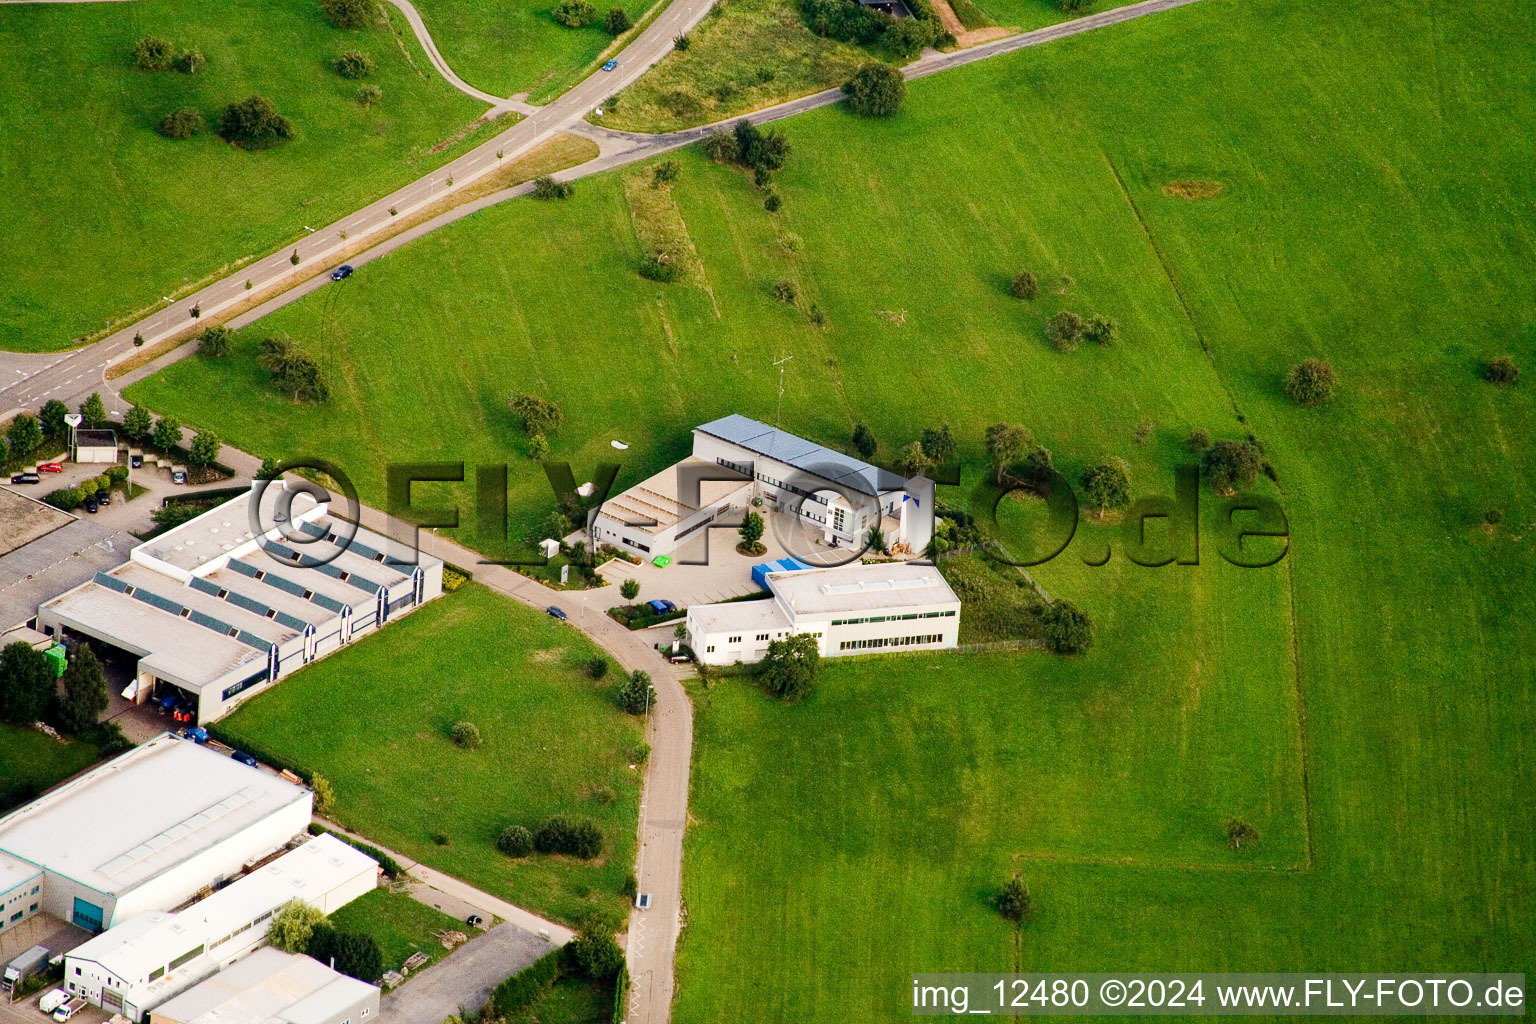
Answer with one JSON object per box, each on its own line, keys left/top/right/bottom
{"left": 38, "top": 988, "right": 67, "bottom": 1013}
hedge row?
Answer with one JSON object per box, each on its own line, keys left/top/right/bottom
{"left": 612, "top": 962, "right": 630, "bottom": 1024}
{"left": 204, "top": 724, "right": 313, "bottom": 783}
{"left": 490, "top": 949, "right": 561, "bottom": 1017}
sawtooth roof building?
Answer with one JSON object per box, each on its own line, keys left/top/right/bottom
{"left": 34, "top": 483, "right": 443, "bottom": 724}
{"left": 147, "top": 946, "right": 379, "bottom": 1024}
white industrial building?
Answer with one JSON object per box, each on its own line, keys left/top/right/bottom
{"left": 63, "top": 833, "right": 376, "bottom": 1021}
{"left": 591, "top": 415, "right": 932, "bottom": 560}
{"left": 685, "top": 561, "right": 961, "bottom": 666}
{"left": 34, "top": 482, "right": 444, "bottom": 723}
{"left": 0, "top": 734, "right": 313, "bottom": 936}
{"left": 148, "top": 947, "right": 379, "bottom": 1024}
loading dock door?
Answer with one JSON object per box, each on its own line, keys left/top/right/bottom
{"left": 72, "top": 897, "right": 104, "bottom": 931}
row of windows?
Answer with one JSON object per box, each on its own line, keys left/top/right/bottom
{"left": 621, "top": 536, "right": 652, "bottom": 553}
{"left": 839, "top": 634, "right": 945, "bottom": 651}
{"left": 830, "top": 610, "right": 955, "bottom": 626}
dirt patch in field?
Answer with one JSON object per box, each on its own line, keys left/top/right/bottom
{"left": 1162, "top": 180, "right": 1225, "bottom": 200}
{"left": 929, "top": 0, "right": 1012, "bottom": 45}
{"left": 528, "top": 648, "right": 564, "bottom": 663}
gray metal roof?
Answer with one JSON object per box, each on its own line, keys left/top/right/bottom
{"left": 693, "top": 415, "right": 900, "bottom": 496}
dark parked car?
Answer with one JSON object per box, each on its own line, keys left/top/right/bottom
{"left": 330, "top": 265, "right": 354, "bottom": 281}
{"left": 10, "top": 473, "right": 39, "bottom": 485}
{"left": 546, "top": 605, "right": 568, "bottom": 620}
{"left": 130, "top": 453, "right": 143, "bottom": 468}
{"left": 647, "top": 599, "right": 677, "bottom": 615}
{"left": 84, "top": 496, "right": 99, "bottom": 513}
{"left": 98, "top": 491, "right": 110, "bottom": 506}
{"left": 230, "top": 750, "right": 259, "bottom": 768}
{"left": 181, "top": 727, "right": 210, "bottom": 744}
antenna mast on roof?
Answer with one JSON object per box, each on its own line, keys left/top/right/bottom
{"left": 772, "top": 354, "right": 793, "bottom": 428}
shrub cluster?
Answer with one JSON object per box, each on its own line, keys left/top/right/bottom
{"left": 531, "top": 175, "right": 575, "bottom": 199}
{"left": 497, "top": 824, "right": 534, "bottom": 857}
{"left": 1484, "top": 354, "right": 1519, "bottom": 387}
{"left": 218, "top": 94, "right": 295, "bottom": 149}
{"left": 157, "top": 107, "right": 205, "bottom": 140}
{"left": 1045, "top": 310, "right": 1117, "bottom": 350}
{"left": 638, "top": 250, "right": 683, "bottom": 283}
{"left": 1039, "top": 599, "right": 1093, "bottom": 655}
{"left": 554, "top": 0, "right": 597, "bottom": 26}
{"left": 257, "top": 335, "right": 328, "bottom": 402}
{"left": 334, "top": 49, "right": 376, "bottom": 78}
{"left": 604, "top": 6, "right": 632, "bottom": 32}
{"left": 322, "top": 0, "right": 381, "bottom": 29}
{"left": 533, "top": 815, "right": 604, "bottom": 859}
{"left": 1284, "top": 358, "right": 1336, "bottom": 405}
{"left": 802, "top": 0, "right": 950, "bottom": 56}
{"left": 842, "top": 62, "right": 905, "bottom": 117}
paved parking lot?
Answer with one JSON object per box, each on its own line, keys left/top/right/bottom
{"left": 378, "top": 923, "right": 551, "bottom": 1023}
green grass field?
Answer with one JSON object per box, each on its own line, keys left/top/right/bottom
{"left": 128, "top": 0, "right": 1535, "bottom": 1015}
{"left": 216, "top": 585, "right": 645, "bottom": 926}
{"left": 411, "top": 0, "right": 659, "bottom": 101}
{"left": 0, "top": 0, "right": 488, "bottom": 352}
{"left": 327, "top": 886, "right": 467, "bottom": 975}
{"left": 0, "top": 726, "right": 101, "bottom": 810}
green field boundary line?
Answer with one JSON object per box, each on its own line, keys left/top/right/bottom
{"left": 1282, "top": 555, "right": 1318, "bottom": 872}
{"left": 1008, "top": 850, "right": 1311, "bottom": 874}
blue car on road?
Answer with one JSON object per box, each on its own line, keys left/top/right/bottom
{"left": 602, "top": 59, "right": 618, "bottom": 71}
{"left": 330, "top": 265, "right": 354, "bottom": 281}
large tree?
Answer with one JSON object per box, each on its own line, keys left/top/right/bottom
{"left": 1202, "top": 439, "right": 1265, "bottom": 494}
{"left": 842, "top": 62, "right": 906, "bottom": 117}
{"left": 266, "top": 899, "right": 327, "bottom": 953}
{"left": 0, "top": 643, "right": 55, "bottom": 725}
{"left": 189, "top": 431, "right": 221, "bottom": 467}
{"left": 122, "top": 404, "right": 154, "bottom": 441}
{"left": 56, "top": 644, "right": 108, "bottom": 735}
{"left": 895, "top": 440, "right": 931, "bottom": 479}
{"left": 920, "top": 424, "right": 957, "bottom": 465}
{"left": 1079, "top": 457, "right": 1132, "bottom": 516}
{"left": 759, "top": 633, "right": 820, "bottom": 702}
{"left": 984, "top": 422, "right": 1032, "bottom": 485}
{"left": 40, "top": 400, "right": 69, "bottom": 441}
{"left": 218, "top": 94, "right": 294, "bottom": 149}
{"left": 6, "top": 415, "right": 42, "bottom": 461}
{"left": 152, "top": 415, "right": 183, "bottom": 451}
{"left": 508, "top": 393, "right": 563, "bottom": 435}
{"left": 616, "top": 670, "right": 655, "bottom": 715}
{"left": 78, "top": 393, "right": 106, "bottom": 429}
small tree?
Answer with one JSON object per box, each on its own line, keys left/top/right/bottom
{"left": 152, "top": 415, "right": 183, "bottom": 451}
{"left": 0, "top": 642, "right": 53, "bottom": 726}
{"left": 6, "top": 415, "right": 42, "bottom": 461}
{"left": 1079, "top": 458, "right": 1131, "bottom": 517}
{"left": 531, "top": 175, "right": 574, "bottom": 199}
{"left": 920, "top": 424, "right": 956, "bottom": 465}
{"left": 188, "top": 431, "right": 221, "bottom": 467}
{"left": 604, "top": 6, "right": 632, "bottom": 32}
{"left": 895, "top": 440, "right": 931, "bottom": 479}
{"left": 616, "top": 670, "right": 655, "bottom": 715}
{"left": 1084, "top": 314, "right": 1118, "bottom": 345}
{"left": 1226, "top": 817, "right": 1260, "bottom": 850}
{"left": 759, "top": 633, "right": 819, "bottom": 702}
{"left": 157, "top": 107, "right": 205, "bottom": 140}
{"left": 586, "top": 656, "right": 610, "bottom": 679}
{"left": 1040, "top": 599, "right": 1093, "bottom": 655}
{"left": 218, "top": 94, "right": 295, "bottom": 149}
{"left": 673, "top": 32, "right": 691, "bottom": 49}
{"left": 56, "top": 644, "right": 109, "bottom": 735}
{"left": 133, "top": 36, "right": 175, "bottom": 71}
{"left": 700, "top": 128, "right": 739, "bottom": 164}
{"left": 619, "top": 579, "right": 641, "bottom": 601}
{"left": 1284, "top": 358, "right": 1337, "bottom": 405}
{"left": 1008, "top": 271, "right": 1038, "bottom": 300}
{"left": 257, "top": 457, "right": 283, "bottom": 480}
{"left": 310, "top": 772, "right": 336, "bottom": 815}
{"left": 1202, "top": 439, "right": 1264, "bottom": 494}
{"left": 498, "top": 824, "right": 534, "bottom": 857}
{"left": 508, "top": 393, "right": 564, "bottom": 435}
{"left": 451, "top": 721, "right": 482, "bottom": 749}
{"left": 267, "top": 899, "right": 327, "bottom": 953}
{"left": 653, "top": 160, "right": 680, "bottom": 185}
{"left": 569, "top": 928, "right": 624, "bottom": 980}
{"left": 121, "top": 404, "right": 153, "bottom": 442}
{"left": 526, "top": 433, "right": 550, "bottom": 461}
{"left": 1045, "top": 310, "right": 1086, "bottom": 351}
{"left": 737, "top": 510, "right": 765, "bottom": 553}
{"left": 850, "top": 423, "right": 877, "bottom": 459}
{"left": 764, "top": 191, "right": 783, "bottom": 213}
{"left": 842, "top": 62, "right": 905, "bottom": 117}
{"left": 554, "top": 0, "right": 596, "bottom": 26}
{"left": 1133, "top": 417, "right": 1154, "bottom": 445}
{"left": 79, "top": 392, "right": 107, "bottom": 428}
{"left": 199, "top": 325, "right": 232, "bottom": 358}
{"left": 175, "top": 50, "right": 206, "bottom": 74}
{"left": 322, "top": 0, "right": 380, "bottom": 28}
{"left": 356, "top": 84, "right": 382, "bottom": 107}
{"left": 993, "top": 875, "right": 1034, "bottom": 923}
{"left": 984, "top": 422, "right": 1032, "bottom": 485}
{"left": 333, "top": 49, "right": 376, "bottom": 78}
{"left": 1183, "top": 428, "right": 1212, "bottom": 455}
{"left": 1022, "top": 444, "right": 1054, "bottom": 485}
{"left": 1484, "top": 355, "right": 1519, "bottom": 387}
{"left": 40, "top": 399, "right": 69, "bottom": 441}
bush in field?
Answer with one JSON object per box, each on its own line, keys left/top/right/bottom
{"left": 157, "top": 107, "right": 205, "bottom": 139}
{"left": 994, "top": 875, "right": 1035, "bottom": 923}
{"left": 199, "top": 325, "right": 232, "bottom": 357}
{"left": 568, "top": 928, "right": 624, "bottom": 980}
{"left": 498, "top": 825, "right": 534, "bottom": 857}
{"left": 673, "top": 33, "right": 691, "bottom": 49}
{"left": 639, "top": 251, "right": 683, "bottom": 283}
{"left": 534, "top": 815, "right": 603, "bottom": 858}
{"left": 356, "top": 84, "right": 382, "bottom": 107}
{"left": 176, "top": 50, "right": 205, "bottom": 74}
{"left": 1284, "top": 358, "right": 1337, "bottom": 405}
{"left": 218, "top": 94, "right": 294, "bottom": 149}
{"left": 133, "top": 36, "right": 175, "bottom": 71}
{"left": 586, "top": 656, "right": 610, "bottom": 679}
{"left": 1045, "top": 310, "right": 1086, "bottom": 351}
{"left": 554, "top": 0, "right": 596, "bottom": 26}
{"left": 258, "top": 336, "right": 329, "bottom": 402}
{"left": 850, "top": 423, "right": 877, "bottom": 458}
{"left": 842, "top": 62, "right": 905, "bottom": 117}
{"left": 1226, "top": 817, "right": 1261, "bottom": 850}
{"left": 1484, "top": 355, "right": 1519, "bottom": 387}
{"left": 451, "top": 721, "right": 482, "bottom": 749}
{"left": 700, "top": 128, "right": 739, "bottom": 164}
{"left": 322, "top": 0, "right": 380, "bottom": 29}
{"left": 1008, "top": 270, "right": 1038, "bottom": 300}
{"left": 1040, "top": 599, "right": 1093, "bottom": 655}
{"left": 1184, "top": 428, "right": 1213, "bottom": 455}
{"left": 652, "top": 160, "right": 680, "bottom": 185}
{"left": 616, "top": 670, "right": 655, "bottom": 715}
{"left": 1202, "top": 439, "right": 1265, "bottom": 494}
{"left": 333, "top": 49, "right": 376, "bottom": 78}
{"left": 604, "top": 7, "right": 632, "bottom": 32}
{"left": 1084, "top": 314, "right": 1118, "bottom": 346}
{"left": 508, "top": 393, "right": 563, "bottom": 435}
{"left": 531, "top": 176, "right": 574, "bottom": 199}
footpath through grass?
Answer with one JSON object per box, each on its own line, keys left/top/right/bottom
{"left": 217, "top": 585, "right": 646, "bottom": 926}
{"left": 0, "top": 0, "right": 487, "bottom": 352}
